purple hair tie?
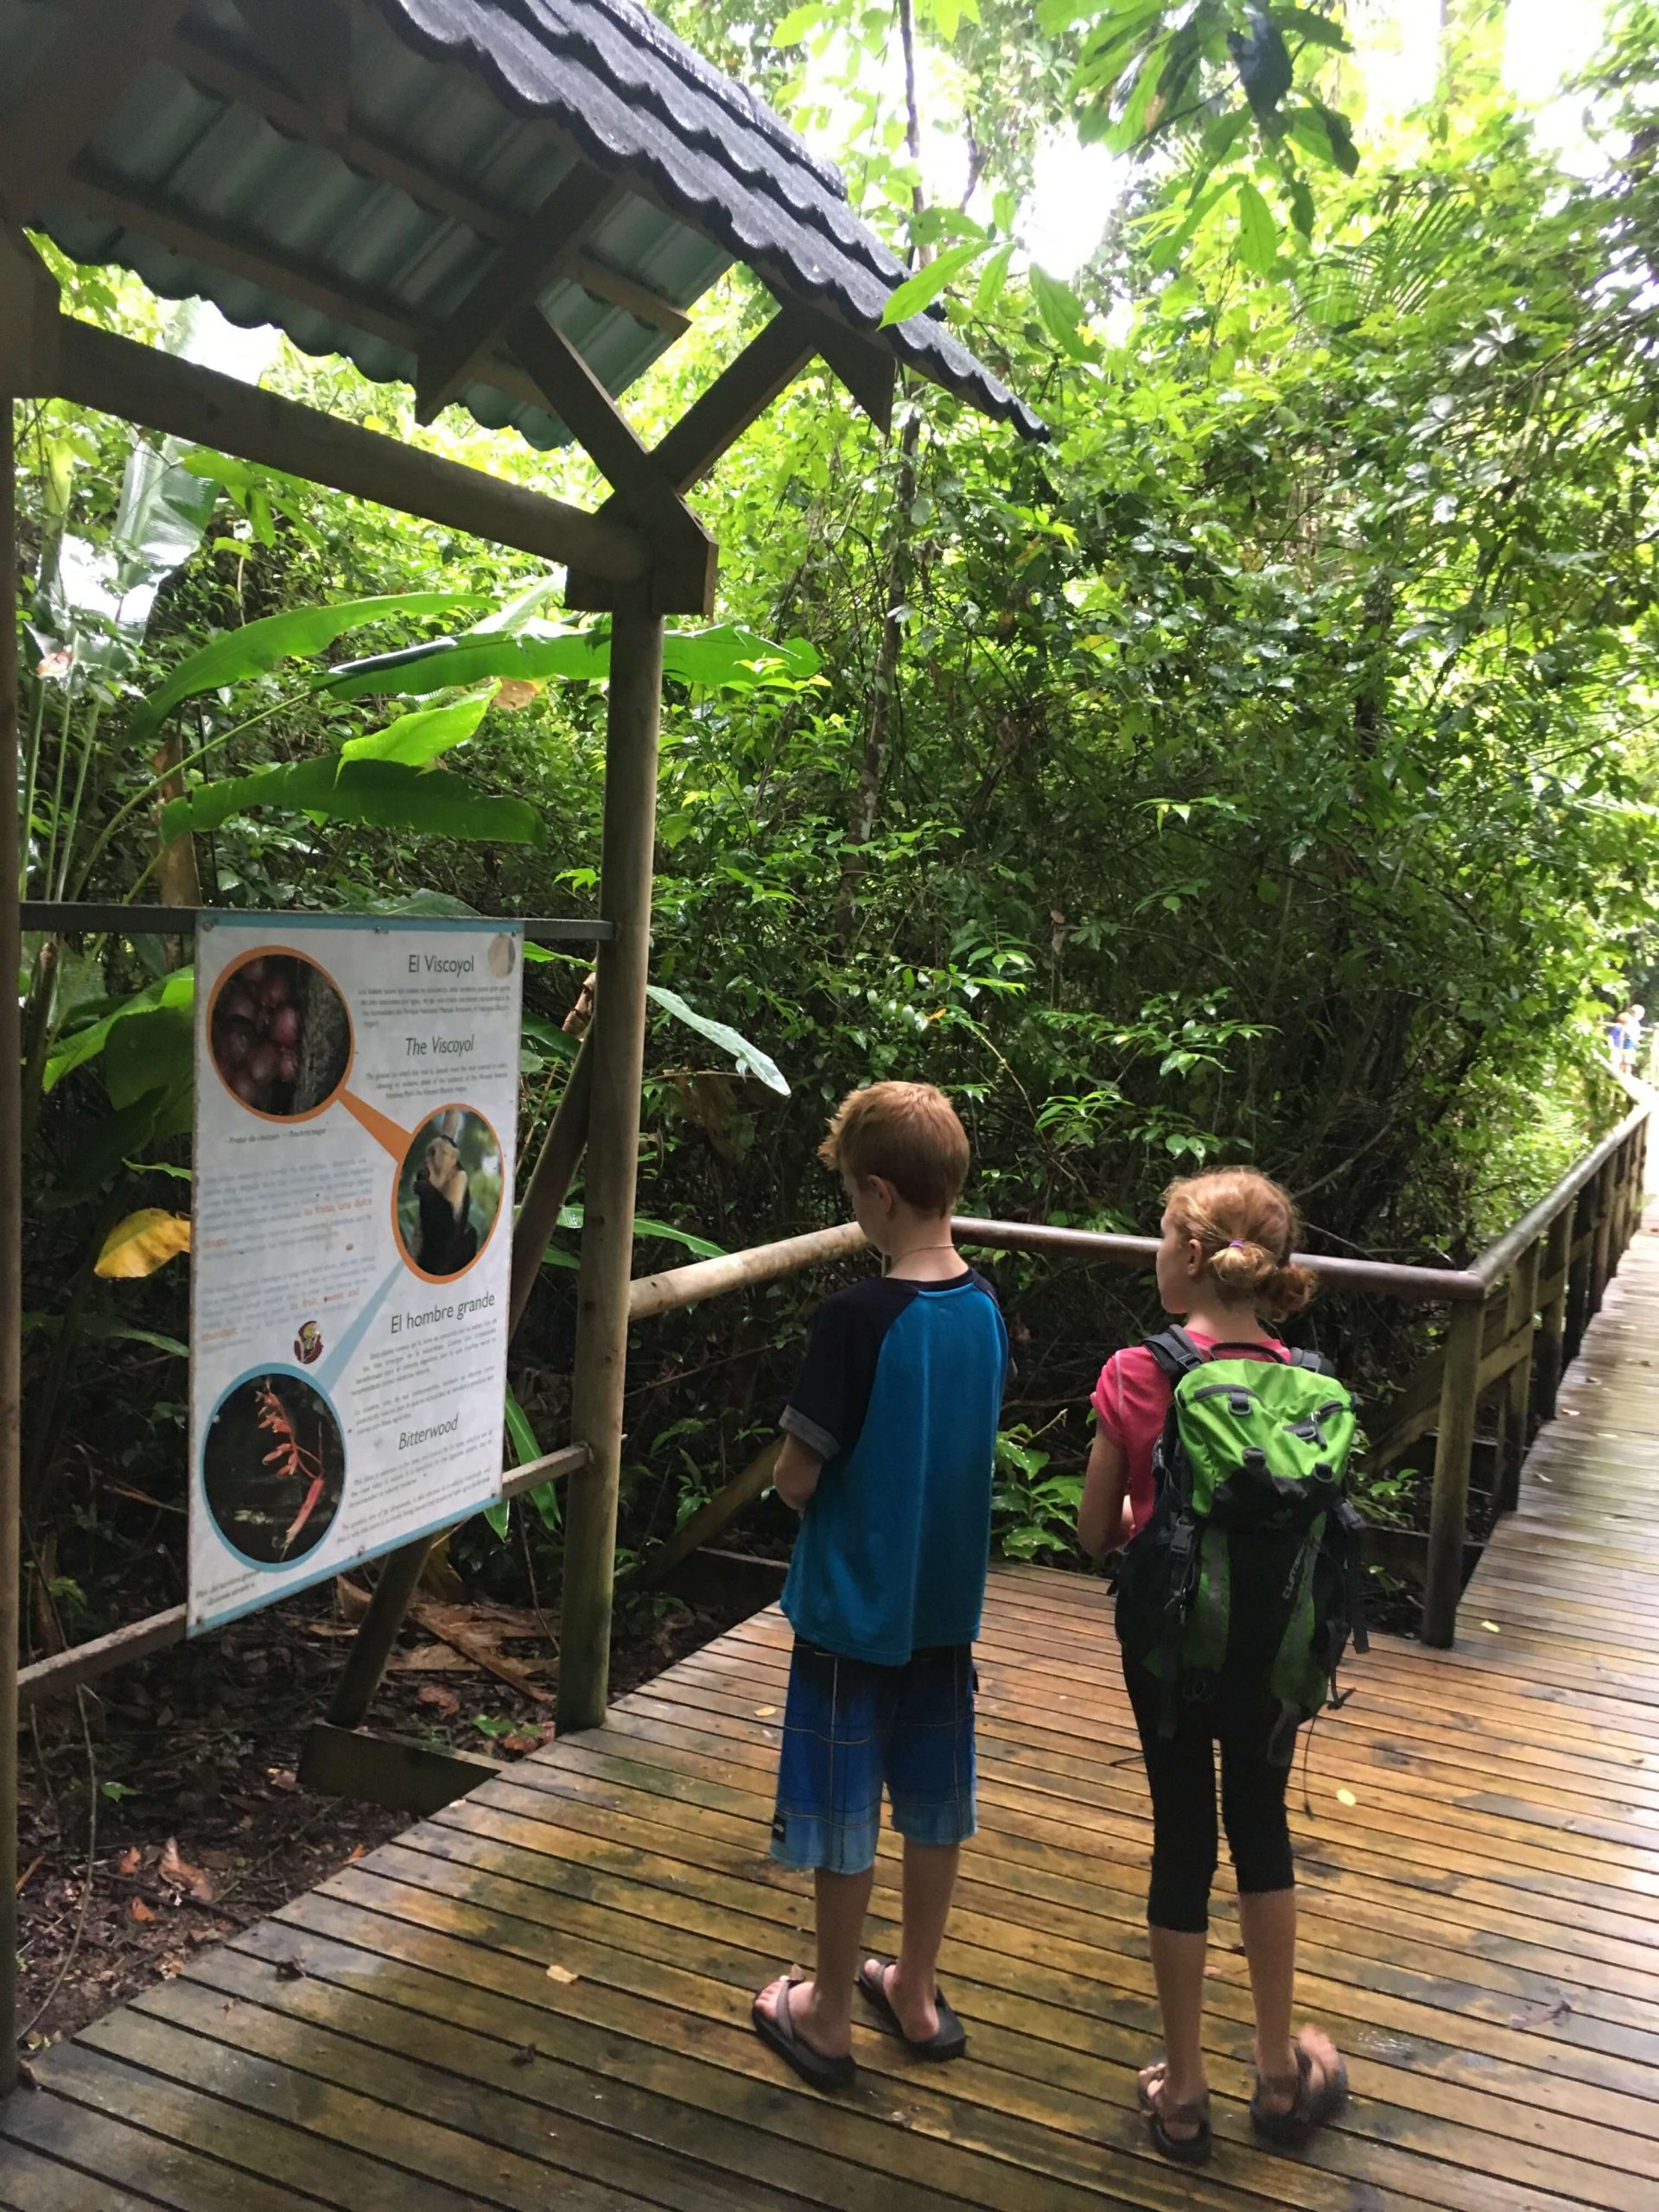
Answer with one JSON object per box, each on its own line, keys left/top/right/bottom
{"left": 1229, "top": 1239, "right": 1245, "bottom": 1249}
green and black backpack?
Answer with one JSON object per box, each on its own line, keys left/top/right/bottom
{"left": 1114, "top": 1326, "right": 1369, "bottom": 1763}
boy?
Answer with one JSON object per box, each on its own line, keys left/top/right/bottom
{"left": 751, "top": 1082, "right": 1007, "bottom": 2090}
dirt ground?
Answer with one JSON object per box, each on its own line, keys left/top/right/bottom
{"left": 16, "top": 1575, "right": 742, "bottom": 2055}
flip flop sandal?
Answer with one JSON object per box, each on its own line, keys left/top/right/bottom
{"left": 1250, "top": 2040, "right": 1350, "bottom": 2147}
{"left": 751, "top": 1976, "right": 856, "bottom": 2093}
{"left": 1136, "top": 2062, "right": 1213, "bottom": 2165}
{"left": 857, "top": 1957, "right": 968, "bottom": 2061}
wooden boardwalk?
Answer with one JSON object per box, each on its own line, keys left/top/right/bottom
{"left": 10, "top": 1238, "right": 1659, "bottom": 2209}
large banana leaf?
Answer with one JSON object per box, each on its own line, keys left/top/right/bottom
{"left": 646, "top": 983, "right": 790, "bottom": 1095}
{"left": 44, "top": 969, "right": 194, "bottom": 1093}
{"left": 323, "top": 620, "right": 822, "bottom": 702}
{"left": 35, "top": 302, "right": 258, "bottom": 691}
{"left": 128, "top": 590, "right": 490, "bottom": 753}
{"left": 339, "top": 695, "right": 492, "bottom": 767}
{"left": 161, "top": 755, "right": 545, "bottom": 847}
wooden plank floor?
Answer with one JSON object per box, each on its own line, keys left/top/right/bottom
{"left": 12, "top": 1237, "right": 1659, "bottom": 2209}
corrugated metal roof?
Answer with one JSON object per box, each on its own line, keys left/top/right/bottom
{"left": 0, "top": 0, "right": 1043, "bottom": 449}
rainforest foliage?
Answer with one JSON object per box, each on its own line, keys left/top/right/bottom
{"left": 15, "top": 1, "right": 1659, "bottom": 1618}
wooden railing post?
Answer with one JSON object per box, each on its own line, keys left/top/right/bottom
{"left": 1497, "top": 1235, "right": 1542, "bottom": 1516}
{"left": 558, "top": 588, "right": 664, "bottom": 1736}
{"left": 1536, "top": 1204, "right": 1573, "bottom": 1424}
{"left": 1423, "top": 1298, "right": 1484, "bottom": 1648}
{"left": 1565, "top": 1183, "right": 1594, "bottom": 1362}
{"left": 1589, "top": 1159, "right": 1616, "bottom": 1318}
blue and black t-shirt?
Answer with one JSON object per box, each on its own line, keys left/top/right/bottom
{"left": 779, "top": 1268, "right": 1008, "bottom": 1667}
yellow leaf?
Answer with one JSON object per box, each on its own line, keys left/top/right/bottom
{"left": 1336, "top": 1788, "right": 1357, "bottom": 1807}
{"left": 754, "top": 1706, "right": 777, "bottom": 1719}
{"left": 1481, "top": 1620, "right": 1502, "bottom": 1633}
{"left": 95, "top": 1210, "right": 192, "bottom": 1279}
{"left": 493, "top": 678, "right": 544, "bottom": 711}
{"left": 546, "top": 1963, "right": 579, "bottom": 1985}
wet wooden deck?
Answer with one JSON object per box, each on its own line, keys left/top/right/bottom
{"left": 10, "top": 1235, "right": 1659, "bottom": 2209}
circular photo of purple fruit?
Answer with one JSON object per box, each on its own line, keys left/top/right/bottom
{"left": 209, "top": 949, "right": 352, "bottom": 1120}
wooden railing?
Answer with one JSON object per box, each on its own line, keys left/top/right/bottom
{"left": 19, "top": 1091, "right": 1650, "bottom": 1720}
{"left": 620, "top": 1090, "right": 1653, "bottom": 1649}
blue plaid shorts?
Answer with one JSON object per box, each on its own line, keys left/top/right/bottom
{"left": 769, "top": 1640, "right": 977, "bottom": 1876}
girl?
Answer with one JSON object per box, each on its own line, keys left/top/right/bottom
{"left": 1078, "top": 1168, "right": 1347, "bottom": 2164}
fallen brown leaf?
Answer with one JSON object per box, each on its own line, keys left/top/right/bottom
{"left": 501, "top": 1732, "right": 541, "bottom": 1756}
{"left": 130, "top": 1898, "right": 156, "bottom": 1923}
{"left": 114, "top": 1847, "right": 143, "bottom": 1877}
{"left": 416, "top": 1683, "right": 461, "bottom": 1716}
{"left": 546, "top": 1963, "right": 580, "bottom": 1985}
{"left": 160, "top": 1837, "right": 215, "bottom": 1904}
{"left": 266, "top": 1768, "right": 299, "bottom": 1793}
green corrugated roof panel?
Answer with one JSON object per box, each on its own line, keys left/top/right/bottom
{"left": 0, "top": 0, "right": 1042, "bottom": 447}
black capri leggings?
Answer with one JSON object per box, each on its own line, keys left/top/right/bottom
{"left": 1125, "top": 1662, "right": 1295, "bottom": 1934}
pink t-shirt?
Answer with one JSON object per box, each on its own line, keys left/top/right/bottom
{"left": 1091, "top": 1332, "right": 1290, "bottom": 1535}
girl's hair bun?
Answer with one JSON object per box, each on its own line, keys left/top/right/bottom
{"left": 1164, "top": 1171, "right": 1315, "bottom": 1319}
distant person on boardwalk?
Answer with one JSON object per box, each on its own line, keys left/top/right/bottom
{"left": 1622, "top": 1005, "right": 1646, "bottom": 1079}
{"left": 751, "top": 1082, "right": 1007, "bottom": 2090}
{"left": 1078, "top": 1170, "right": 1362, "bottom": 2163}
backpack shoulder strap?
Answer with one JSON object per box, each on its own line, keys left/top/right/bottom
{"left": 1290, "top": 1348, "right": 1338, "bottom": 1377}
{"left": 1143, "top": 1326, "right": 1210, "bottom": 1382}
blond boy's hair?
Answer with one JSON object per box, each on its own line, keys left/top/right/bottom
{"left": 818, "top": 1082, "right": 969, "bottom": 1213}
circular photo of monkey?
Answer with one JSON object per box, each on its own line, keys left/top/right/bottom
{"left": 201, "top": 1369, "right": 346, "bottom": 1566}
{"left": 209, "top": 949, "right": 352, "bottom": 1120}
{"left": 395, "top": 1106, "right": 505, "bottom": 1281}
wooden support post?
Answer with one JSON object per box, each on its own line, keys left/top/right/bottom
{"left": 1565, "top": 1185, "right": 1593, "bottom": 1362}
{"left": 558, "top": 590, "right": 664, "bottom": 1735}
{"left": 507, "top": 1032, "right": 594, "bottom": 1338}
{"left": 0, "top": 390, "right": 22, "bottom": 2100}
{"left": 1497, "top": 1235, "right": 1542, "bottom": 1516}
{"left": 1589, "top": 1159, "right": 1616, "bottom": 1318}
{"left": 1536, "top": 1205, "right": 1573, "bottom": 1423}
{"left": 322, "top": 1046, "right": 595, "bottom": 1732}
{"left": 325, "top": 1532, "right": 432, "bottom": 1731}
{"left": 1422, "top": 1298, "right": 1484, "bottom": 1649}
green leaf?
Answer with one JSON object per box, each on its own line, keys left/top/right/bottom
{"left": 554, "top": 1205, "right": 726, "bottom": 1261}
{"left": 879, "top": 241, "right": 984, "bottom": 327}
{"left": 974, "top": 243, "right": 1014, "bottom": 315}
{"left": 1029, "top": 265, "right": 1093, "bottom": 359}
{"left": 104, "top": 1004, "right": 193, "bottom": 1112}
{"left": 645, "top": 984, "right": 790, "bottom": 1095}
{"left": 162, "top": 757, "right": 546, "bottom": 848}
{"left": 772, "top": 3, "right": 820, "bottom": 44}
{"left": 1229, "top": 12, "right": 1294, "bottom": 116}
{"left": 129, "top": 591, "right": 488, "bottom": 751}
{"left": 1273, "top": 6, "right": 1351, "bottom": 51}
{"left": 21, "top": 1312, "right": 188, "bottom": 1357}
{"left": 45, "top": 969, "right": 194, "bottom": 1092}
{"left": 324, "top": 622, "right": 820, "bottom": 702}
{"left": 340, "top": 694, "right": 492, "bottom": 768}
{"left": 1235, "top": 181, "right": 1280, "bottom": 274}
{"left": 1310, "top": 99, "right": 1359, "bottom": 176}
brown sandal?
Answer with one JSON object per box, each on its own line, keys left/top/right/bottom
{"left": 1250, "top": 2037, "right": 1349, "bottom": 2146}
{"left": 1136, "top": 2062, "right": 1213, "bottom": 2165}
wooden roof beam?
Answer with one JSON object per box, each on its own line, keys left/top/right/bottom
{"left": 56, "top": 169, "right": 548, "bottom": 417}
{"left": 165, "top": 26, "right": 694, "bottom": 340}
{"left": 0, "top": 0, "right": 193, "bottom": 228}
{"left": 44, "top": 315, "right": 651, "bottom": 582}
{"left": 414, "top": 167, "right": 625, "bottom": 425}
{"left": 508, "top": 308, "right": 715, "bottom": 617}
